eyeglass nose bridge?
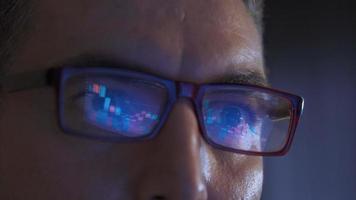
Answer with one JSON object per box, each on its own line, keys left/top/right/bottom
{"left": 176, "top": 82, "right": 197, "bottom": 99}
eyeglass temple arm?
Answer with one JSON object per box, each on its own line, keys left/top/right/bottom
{"left": 1, "top": 68, "right": 57, "bottom": 93}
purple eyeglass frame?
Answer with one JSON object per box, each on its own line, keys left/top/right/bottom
{"left": 3, "top": 66, "right": 304, "bottom": 156}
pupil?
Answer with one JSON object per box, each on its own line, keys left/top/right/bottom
{"left": 222, "top": 106, "right": 242, "bottom": 126}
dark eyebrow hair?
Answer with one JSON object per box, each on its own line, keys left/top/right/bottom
{"left": 209, "top": 70, "right": 268, "bottom": 86}
{"left": 2, "top": 54, "right": 268, "bottom": 93}
{"left": 52, "top": 54, "right": 268, "bottom": 86}
{"left": 0, "top": 0, "right": 265, "bottom": 92}
{"left": 0, "top": 1, "right": 265, "bottom": 94}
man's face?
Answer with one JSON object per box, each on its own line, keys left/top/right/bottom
{"left": 0, "top": 0, "right": 265, "bottom": 199}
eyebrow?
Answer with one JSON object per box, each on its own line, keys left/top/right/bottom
{"left": 58, "top": 54, "right": 268, "bottom": 85}
{"left": 209, "top": 70, "right": 268, "bottom": 86}
{"left": 2, "top": 54, "right": 268, "bottom": 93}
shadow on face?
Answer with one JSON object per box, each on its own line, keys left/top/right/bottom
{"left": 0, "top": 0, "right": 264, "bottom": 199}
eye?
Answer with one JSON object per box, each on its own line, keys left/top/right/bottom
{"left": 203, "top": 100, "right": 260, "bottom": 136}
{"left": 64, "top": 80, "right": 165, "bottom": 137}
{"left": 87, "top": 83, "right": 159, "bottom": 133}
{"left": 221, "top": 105, "right": 243, "bottom": 126}
{"left": 203, "top": 100, "right": 264, "bottom": 150}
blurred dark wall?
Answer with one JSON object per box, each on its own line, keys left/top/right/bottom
{"left": 261, "top": 1, "right": 356, "bottom": 200}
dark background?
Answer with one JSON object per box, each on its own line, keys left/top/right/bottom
{"left": 261, "top": 1, "right": 356, "bottom": 200}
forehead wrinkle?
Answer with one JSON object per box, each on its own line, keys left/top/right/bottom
{"left": 7, "top": 0, "right": 264, "bottom": 86}
{"left": 174, "top": 0, "right": 263, "bottom": 84}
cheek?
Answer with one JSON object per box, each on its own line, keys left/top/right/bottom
{"left": 0, "top": 88, "right": 139, "bottom": 199}
{"left": 200, "top": 145, "right": 263, "bottom": 200}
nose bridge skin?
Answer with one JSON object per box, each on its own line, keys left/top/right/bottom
{"left": 177, "top": 82, "right": 197, "bottom": 98}
{"left": 136, "top": 98, "right": 208, "bottom": 200}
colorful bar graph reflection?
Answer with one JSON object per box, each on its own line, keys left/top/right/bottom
{"left": 85, "top": 82, "right": 160, "bottom": 137}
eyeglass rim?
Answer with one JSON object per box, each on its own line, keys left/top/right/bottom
{"left": 57, "top": 66, "right": 304, "bottom": 156}
{"left": 194, "top": 84, "right": 304, "bottom": 156}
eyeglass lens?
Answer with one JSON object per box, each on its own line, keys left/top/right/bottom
{"left": 61, "top": 71, "right": 293, "bottom": 153}
{"left": 62, "top": 74, "right": 169, "bottom": 138}
{"left": 201, "top": 88, "right": 291, "bottom": 153}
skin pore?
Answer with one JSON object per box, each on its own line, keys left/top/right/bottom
{"left": 0, "top": 0, "right": 265, "bottom": 199}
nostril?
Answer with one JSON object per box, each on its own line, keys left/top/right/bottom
{"left": 151, "top": 195, "right": 166, "bottom": 200}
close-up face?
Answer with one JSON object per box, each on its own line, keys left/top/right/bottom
{"left": 0, "top": 0, "right": 268, "bottom": 199}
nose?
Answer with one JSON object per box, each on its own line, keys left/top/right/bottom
{"left": 136, "top": 99, "right": 208, "bottom": 200}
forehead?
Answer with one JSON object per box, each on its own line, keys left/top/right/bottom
{"left": 12, "top": 0, "right": 265, "bottom": 83}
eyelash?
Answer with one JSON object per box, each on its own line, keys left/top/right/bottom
{"left": 203, "top": 101, "right": 258, "bottom": 125}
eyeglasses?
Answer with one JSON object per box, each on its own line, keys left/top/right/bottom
{"left": 2, "top": 66, "right": 304, "bottom": 156}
